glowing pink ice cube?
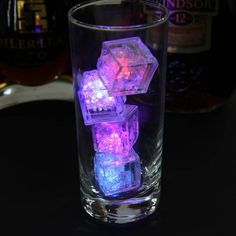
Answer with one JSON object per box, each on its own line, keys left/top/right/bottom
{"left": 78, "top": 70, "right": 126, "bottom": 125}
{"left": 97, "top": 37, "right": 158, "bottom": 96}
{"left": 92, "top": 105, "right": 139, "bottom": 154}
{"left": 94, "top": 149, "right": 141, "bottom": 197}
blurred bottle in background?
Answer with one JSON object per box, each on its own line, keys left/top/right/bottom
{"left": 0, "top": 0, "right": 77, "bottom": 109}
{"left": 4, "top": 0, "right": 234, "bottom": 112}
{"left": 156, "top": 0, "right": 236, "bottom": 113}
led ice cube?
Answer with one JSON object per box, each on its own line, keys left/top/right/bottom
{"left": 97, "top": 37, "right": 158, "bottom": 96}
{"left": 78, "top": 70, "right": 126, "bottom": 125}
{"left": 94, "top": 149, "right": 141, "bottom": 197}
{"left": 92, "top": 105, "right": 139, "bottom": 154}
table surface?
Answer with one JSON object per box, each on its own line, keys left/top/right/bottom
{"left": 2, "top": 92, "right": 236, "bottom": 236}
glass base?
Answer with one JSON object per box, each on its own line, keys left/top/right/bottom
{"left": 81, "top": 184, "right": 161, "bottom": 224}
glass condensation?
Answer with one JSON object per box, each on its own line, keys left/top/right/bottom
{"left": 69, "top": 0, "right": 168, "bottom": 224}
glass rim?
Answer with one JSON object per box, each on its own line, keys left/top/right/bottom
{"left": 68, "top": 0, "right": 169, "bottom": 32}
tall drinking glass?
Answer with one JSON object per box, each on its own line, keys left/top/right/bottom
{"left": 68, "top": 0, "right": 168, "bottom": 224}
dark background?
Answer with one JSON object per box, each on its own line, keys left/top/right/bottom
{"left": 2, "top": 92, "right": 236, "bottom": 235}
{"left": 1, "top": 1, "right": 236, "bottom": 234}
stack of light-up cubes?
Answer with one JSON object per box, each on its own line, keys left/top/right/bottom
{"left": 77, "top": 37, "right": 158, "bottom": 197}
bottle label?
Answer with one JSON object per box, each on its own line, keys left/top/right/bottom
{"left": 17, "top": 0, "right": 48, "bottom": 33}
{"left": 160, "top": 0, "right": 219, "bottom": 53}
{"left": 0, "top": 35, "right": 65, "bottom": 65}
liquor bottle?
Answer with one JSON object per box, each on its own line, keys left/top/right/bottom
{"left": 158, "top": 0, "right": 236, "bottom": 113}
{"left": 0, "top": 0, "right": 76, "bottom": 109}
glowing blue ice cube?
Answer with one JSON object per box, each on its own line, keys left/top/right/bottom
{"left": 94, "top": 149, "right": 141, "bottom": 197}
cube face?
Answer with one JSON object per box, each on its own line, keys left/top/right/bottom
{"left": 94, "top": 149, "right": 141, "bottom": 197}
{"left": 78, "top": 70, "right": 126, "bottom": 125}
{"left": 92, "top": 105, "right": 139, "bottom": 154}
{"left": 97, "top": 37, "right": 158, "bottom": 96}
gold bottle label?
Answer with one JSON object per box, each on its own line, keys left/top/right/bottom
{"left": 17, "top": 0, "right": 48, "bottom": 33}
{"left": 159, "top": 0, "right": 219, "bottom": 53}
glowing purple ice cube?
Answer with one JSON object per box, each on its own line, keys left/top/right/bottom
{"left": 78, "top": 70, "right": 126, "bottom": 125}
{"left": 92, "top": 105, "right": 139, "bottom": 154}
{"left": 94, "top": 149, "right": 141, "bottom": 197}
{"left": 97, "top": 37, "right": 158, "bottom": 96}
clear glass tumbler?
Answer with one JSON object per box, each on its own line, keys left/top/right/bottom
{"left": 68, "top": 0, "right": 168, "bottom": 224}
